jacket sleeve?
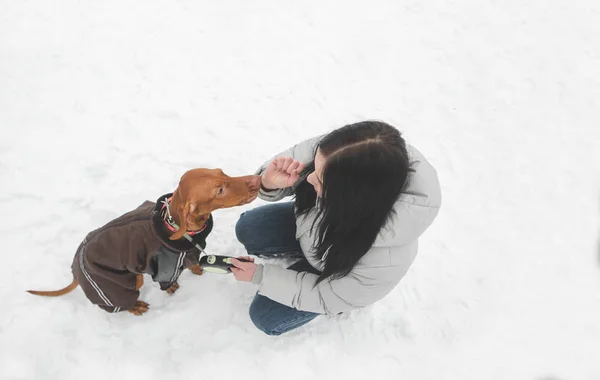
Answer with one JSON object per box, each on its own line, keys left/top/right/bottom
{"left": 257, "top": 257, "right": 407, "bottom": 315}
{"left": 255, "top": 134, "right": 324, "bottom": 202}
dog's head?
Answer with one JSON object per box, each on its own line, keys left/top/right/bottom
{"left": 169, "top": 168, "right": 261, "bottom": 240}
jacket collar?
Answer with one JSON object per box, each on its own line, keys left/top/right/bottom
{"left": 151, "top": 193, "right": 213, "bottom": 253}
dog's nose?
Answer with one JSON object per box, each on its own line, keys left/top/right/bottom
{"left": 246, "top": 175, "right": 261, "bottom": 192}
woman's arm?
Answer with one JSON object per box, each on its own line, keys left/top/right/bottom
{"left": 255, "top": 252, "right": 412, "bottom": 315}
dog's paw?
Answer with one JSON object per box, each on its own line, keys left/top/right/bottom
{"left": 128, "top": 300, "right": 150, "bottom": 316}
{"left": 166, "top": 282, "right": 180, "bottom": 294}
{"left": 190, "top": 264, "right": 203, "bottom": 276}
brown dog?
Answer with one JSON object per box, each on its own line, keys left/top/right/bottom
{"left": 27, "top": 168, "right": 261, "bottom": 315}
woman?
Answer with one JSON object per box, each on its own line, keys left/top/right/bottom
{"left": 230, "top": 121, "right": 441, "bottom": 335}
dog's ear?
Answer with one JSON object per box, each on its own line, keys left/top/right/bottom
{"left": 170, "top": 200, "right": 190, "bottom": 240}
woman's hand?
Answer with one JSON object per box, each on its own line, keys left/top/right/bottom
{"left": 230, "top": 256, "right": 257, "bottom": 282}
{"left": 261, "top": 157, "right": 305, "bottom": 190}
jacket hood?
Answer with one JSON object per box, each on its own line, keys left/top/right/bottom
{"left": 372, "top": 145, "right": 442, "bottom": 247}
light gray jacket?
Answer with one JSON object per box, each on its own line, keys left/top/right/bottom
{"left": 253, "top": 135, "right": 442, "bottom": 315}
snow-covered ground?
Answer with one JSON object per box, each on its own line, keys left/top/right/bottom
{"left": 1, "top": 1, "right": 599, "bottom": 379}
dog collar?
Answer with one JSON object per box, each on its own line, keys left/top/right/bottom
{"left": 160, "top": 197, "right": 208, "bottom": 237}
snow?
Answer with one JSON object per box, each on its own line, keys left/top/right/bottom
{"left": 1, "top": 0, "right": 599, "bottom": 379}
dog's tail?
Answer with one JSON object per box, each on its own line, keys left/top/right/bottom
{"left": 27, "top": 279, "right": 78, "bottom": 297}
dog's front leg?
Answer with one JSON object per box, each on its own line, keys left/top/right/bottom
{"left": 166, "top": 282, "right": 180, "bottom": 294}
{"left": 128, "top": 300, "right": 150, "bottom": 316}
{"left": 189, "top": 264, "right": 203, "bottom": 276}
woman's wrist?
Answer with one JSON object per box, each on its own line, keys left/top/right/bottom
{"left": 251, "top": 264, "right": 264, "bottom": 284}
{"left": 260, "top": 174, "right": 277, "bottom": 191}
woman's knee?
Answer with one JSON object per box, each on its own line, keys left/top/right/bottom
{"left": 235, "top": 202, "right": 296, "bottom": 248}
{"left": 235, "top": 208, "right": 269, "bottom": 247}
{"left": 249, "top": 295, "right": 285, "bottom": 336}
{"left": 249, "top": 294, "right": 319, "bottom": 336}
{"left": 235, "top": 211, "right": 253, "bottom": 246}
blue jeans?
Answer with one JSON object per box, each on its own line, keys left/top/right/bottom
{"left": 235, "top": 202, "right": 321, "bottom": 335}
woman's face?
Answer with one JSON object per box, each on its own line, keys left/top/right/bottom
{"left": 307, "top": 149, "right": 326, "bottom": 197}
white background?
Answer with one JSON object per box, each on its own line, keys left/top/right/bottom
{"left": 1, "top": 1, "right": 599, "bottom": 379}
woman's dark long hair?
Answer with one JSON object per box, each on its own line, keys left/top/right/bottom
{"left": 294, "top": 121, "right": 412, "bottom": 285}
